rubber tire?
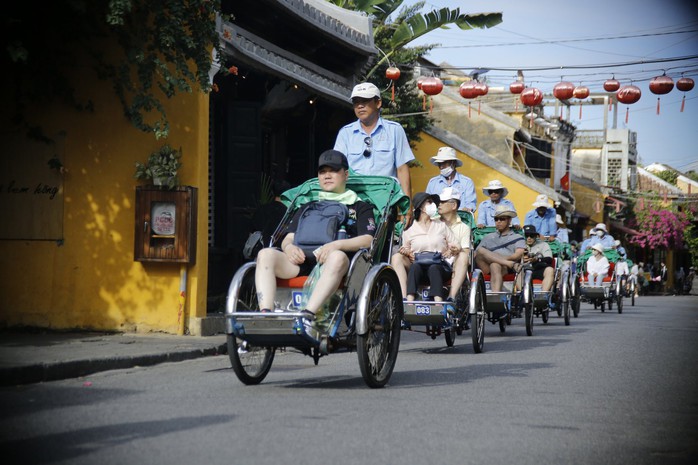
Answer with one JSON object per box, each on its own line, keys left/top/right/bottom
{"left": 499, "top": 318, "right": 507, "bottom": 333}
{"left": 227, "top": 266, "right": 275, "bottom": 385}
{"left": 444, "top": 327, "right": 456, "bottom": 347}
{"left": 542, "top": 309, "right": 549, "bottom": 324}
{"left": 471, "top": 282, "right": 486, "bottom": 353}
{"left": 617, "top": 295, "right": 623, "bottom": 314}
{"left": 357, "top": 268, "right": 403, "bottom": 389}
{"left": 601, "top": 301, "right": 606, "bottom": 312}
{"left": 563, "top": 284, "right": 571, "bottom": 326}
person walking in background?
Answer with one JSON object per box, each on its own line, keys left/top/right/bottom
{"left": 675, "top": 266, "right": 685, "bottom": 295}
{"left": 555, "top": 214, "right": 569, "bottom": 243}
{"left": 523, "top": 194, "right": 557, "bottom": 240}
{"left": 333, "top": 82, "right": 414, "bottom": 202}
{"left": 476, "top": 180, "right": 520, "bottom": 229}
{"left": 425, "top": 147, "right": 477, "bottom": 212}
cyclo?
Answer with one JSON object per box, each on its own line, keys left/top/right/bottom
{"left": 225, "top": 175, "right": 409, "bottom": 388}
{"left": 467, "top": 225, "right": 535, "bottom": 354}
{"left": 400, "top": 211, "right": 475, "bottom": 348}
{"left": 576, "top": 247, "right": 624, "bottom": 313}
{"left": 531, "top": 239, "right": 574, "bottom": 326}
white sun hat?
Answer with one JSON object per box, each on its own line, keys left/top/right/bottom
{"left": 532, "top": 194, "right": 551, "bottom": 208}
{"left": 482, "top": 179, "right": 508, "bottom": 197}
{"left": 591, "top": 243, "right": 605, "bottom": 253}
{"left": 439, "top": 186, "right": 461, "bottom": 202}
{"left": 429, "top": 147, "right": 463, "bottom": 167}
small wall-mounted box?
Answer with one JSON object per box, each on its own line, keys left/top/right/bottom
{"left": 134, "top": 186, "right": 197, "bottom": 264}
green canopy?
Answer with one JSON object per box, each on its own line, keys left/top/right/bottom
{"left": 280, "top": 174, "right": 410, "bottom": 220}
{"left": 472, "top": 226, "right": 524, "bottom": 248}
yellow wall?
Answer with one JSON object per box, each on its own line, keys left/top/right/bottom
{"left": 570, "top": 181, "right": 605, "bottom": 234}
{"left": 411, "top": 132, "right": 555, "bottom": 216}
{"left": 0, "top": 64, "right": 209, "bottom": 333}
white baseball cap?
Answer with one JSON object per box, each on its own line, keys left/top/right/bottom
{"left": 439, "top": 186, "right": 461, "bottom": 202}
{"left": 350, "top": 82, "right": 381, "bottom": 99}
{"left": 532, "top": 194, "right": 550, "bottom": 208}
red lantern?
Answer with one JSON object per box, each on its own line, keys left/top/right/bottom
{"left": 520, "top": 87, "right": 543, "bottom": 107}
{"left": 677, "top": 76, "right": 695, "bottom": 112}
{"left": 509, "top": 81, "right": 525, "bottom": 94}
{"left": 475, "top": 82, "right": 489, "bottom": 96}
{"left": 604, "top": 77, "right": 620, "bottom": 92}
{"left": 386, "top": 67, "right": 400, "bottom": 81}
{"left": 459, "top": 81, "right": 479, "bottom": 99}
{"left": 421, "top": 77, "right": 443, "bottom": 113}
{"left": 649, "top": 74, "right": 674, "bottom": 115}
{"left": 459, "top": 81, "right": 478, "bottom": 118}
{"left": 617, "top": 85, "right": 641, "bottom": 123}
{"left": 417, "top": 76, "right": 426, "bottom": 90}
{"left": 553, "top": 81, "right": 575, "bottom": 101}
{"left": 386, "top": 66, "right": 400, "bottom": 102}
{"left": 520, "top": 87, "right": 543, "bottom": 127}
{"left": 574, "top": 85, "right": 590, "bottom": 119}
{"left": 677, "top": 76, "right": 695, "bottom": 92}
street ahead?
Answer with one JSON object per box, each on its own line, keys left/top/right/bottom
{"left": 1, "top": 295, "right": 697, "bottom": 465}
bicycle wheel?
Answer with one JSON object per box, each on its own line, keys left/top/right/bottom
{"left": 226, "top": 265, "right": 275, "bottom": 385}
{"left": 470, "top": 271, "right": 486, "bottom": 353}
{"left": 357, "top": 267, "right": 403, "bottom": 389}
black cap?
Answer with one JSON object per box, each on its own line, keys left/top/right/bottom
{"left": 412, "top": 192, "right": 440, "bottom": 211}
{"left": 523, "top": 225, "right": 538, "bottom": 236}
{"left": 318, "top": 150, "right": 349, "bottom": 170}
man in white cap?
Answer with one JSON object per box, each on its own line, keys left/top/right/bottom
{"left": 580, "top": 222, "right": 615, "bottom": 253}
{"left": 437, "top": 187, "right": 472, "bottom": 303}
{"left": 425, "top": 147, "right": 477, "bottom": 212}
{"left": 555, "top": 214, "right": 569, "bottom": 243}
{"left": 333, "top": 82, "right": 414, "bottom": 203}
{"left": 475, "top": 205, "right": 526, "bottom": 292}
{"left": 523, "top": 194, "right": 557, "bottom": 241}
{"left": 476, "top": 179, "right": 520, "bottom": 228}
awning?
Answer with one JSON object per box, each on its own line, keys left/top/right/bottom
{"left": 611, "top": 220, "right": 640, "bottom": 236}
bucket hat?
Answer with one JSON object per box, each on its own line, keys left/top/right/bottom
{"left": 532, "top": 194, "right": 550, "bottom": 208}
{"left": 591, "top": 243, "right": 605, "bottom": 253}
{"left": 482, "top": 180, "right": 509, "bottom": 197}
{"left": 493, "top": 204, "right": 517, "bottom": 218}
{"left": 591, "top": 223, "right": 607, "bottom": 233}
{"left": 429, "top": 147, "right": 463, "bottom": 167}
{"left": 412, "top": 192, "right": 440, "bottom": 211}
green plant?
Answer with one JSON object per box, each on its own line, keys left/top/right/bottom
{"left": 134, "top": 144, "right": 182, "bottom": 189}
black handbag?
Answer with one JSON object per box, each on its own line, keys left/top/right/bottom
{"left": 243, "top": 231, "right": 264, "bottom": 260}
{"left": 414, "top": 251, "right": 445, "bottom": 266}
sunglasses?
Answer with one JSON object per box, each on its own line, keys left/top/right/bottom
{"left": 363, "top": 136, "right": 372, "bottom": 158}
{"left": 494, "top": 217, "right": 508, "bottom": 222}
{"left": 488, "top": 189, "right": 503, "bottom": 194}
{"left": 525, "top": 234, "right": 538, "bottom": 238}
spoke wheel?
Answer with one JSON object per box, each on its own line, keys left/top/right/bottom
{"left": 357, "top": 268, "right": 402, "bottom": 389}
{"left": 541, "top": 308, "right": 549, "bottom": 324}
{"left": 617, "top": 295, "right": 623, "bottom": 314}
{"left": 631, "top": 282, "right": 636, "bottom": 306}
{"left": 572, "top": 280, "right": 581, "bottom": 317}
{"left": 455, "top": 279, "right": 470, "bottom": 335}
{"left": 470, "top": 278, "right": 486, "bottom": 353}
{"left": 227, "top": 268, "right": 275, "bottom": 385}
{"left": 563, "top": 284, "right": 571, "bottom": 326}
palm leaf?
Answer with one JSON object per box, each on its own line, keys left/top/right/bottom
{"left": 390, "top": 7, "right": 502, "bottom": 49}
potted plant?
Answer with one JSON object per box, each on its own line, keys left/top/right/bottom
{"left": 134, "top": 144, "right": 182, "bottom": 189}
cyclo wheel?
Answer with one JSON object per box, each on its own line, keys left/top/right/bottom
{"left": 617, "top": 294, "right": 623, "bottom": 314}
{"left": 631, "top": 281, "right": 636, "bottom": 306}
{"left": 541, "top": 308, "right": 549, "bottom": 324}
{"left": 357, "top": 266, "right": 403, "bottom": 389}
{"left": 523, "top": 271, "right": 534, "bottom": 336}
{"left": 562, "top": 282, "right": 571, "bottom": 326}
{"left": 455, "top": 278, "right": 470, "bottom": 336}
{"left": 226, "top": 264, "right": 275, "bottom": 385}
{"left": 470, "top": 270, "right": 486, "bottom": 353}
{"left": 444, "top": 327, "right": 456, "bottom": 347}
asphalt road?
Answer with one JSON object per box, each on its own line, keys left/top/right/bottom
{"left": 1, "top": 295, "right": 697, "bottom": 465}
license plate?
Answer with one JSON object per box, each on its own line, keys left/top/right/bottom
{"left": 415, "top": 305, "right": 431, "bottom": 316}
{"left": 485, "top": 282, "right": 491, "bottom": 290}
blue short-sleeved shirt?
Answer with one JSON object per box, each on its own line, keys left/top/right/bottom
{"left": 523, "top": 207, "right": 558, "bottom": 237}
{"left": 333, "top": 117, "right": 414, "bottom": 178}
{"left": 476, "top": 199, "right": 520, "bottom": 227}
{"left": 580, "top": 234, "right": 616, "bottom": 252}
{"left": 425, "top": 172, "right": 477, "bottom": 211}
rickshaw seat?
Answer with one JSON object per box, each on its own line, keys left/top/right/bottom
{"left": 276, "top": 276, "right": 347, "bottom": 289}
{"left": 483, "top": 273, "right": 516, "bottom": 282}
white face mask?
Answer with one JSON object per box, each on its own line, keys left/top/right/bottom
{"left": 440, "top": 166, "right": 454, "bottom": 178}
{"left": 424, "top": 202, "right": 438, "bottom": 218}
{"left": 596, "top": 230, "right": 604, "bottom": 237}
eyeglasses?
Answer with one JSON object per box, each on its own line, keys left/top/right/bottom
{"left": 494, "top": 217, "right": 508, "bottom": 222}
{"left": 363, "top": 136, "right": 372, "bottom": 158}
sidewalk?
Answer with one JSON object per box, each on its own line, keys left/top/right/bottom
{"left": 0, "top": 329, "right": 228, "bottom": 386}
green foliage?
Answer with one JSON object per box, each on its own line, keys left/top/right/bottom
{"left": 3, "top": 0, "right": 225, "bottom": 141}
{"left": 655, "top": 169, "right": 679, "bottom": 185}
{"left": 134, "top": 144, "right": 183, "bottom": 189}
{"left": 684, "top": 223, "right": 698, "bottom": 268}
{"left": 328, "top": 0, "right": 502, "bottom": 147}
{"left": 685, "top": 170, "right": 698, "bottom": 183}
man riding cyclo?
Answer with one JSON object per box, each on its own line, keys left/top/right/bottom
{"left": 522, "top": 225, "right": 555, "bottom": 292}
{"left": 474, "top": 205, "right": 526, "bottom": 293}
{"left": 255, "top": 150, "right": 377, "bottom": 332}
{"left": 579, "top": 223, "right": 615, "bottom": 253}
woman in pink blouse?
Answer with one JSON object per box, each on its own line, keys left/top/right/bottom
{"left": 391, "top": 192, "right": 460, "bottom": 301}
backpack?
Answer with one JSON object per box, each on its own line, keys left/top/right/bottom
{"left": 293, "top": 200, "right": 349, "bottom": 255}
